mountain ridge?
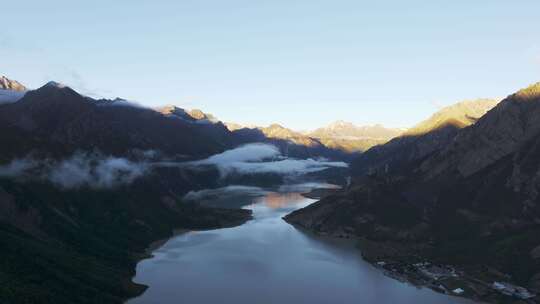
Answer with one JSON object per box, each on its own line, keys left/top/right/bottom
{"left": 351, "top": 98, "right": 499, "bottom": 176}
{"left": 0, "top": 75, "right": 26, "bottom": 91}
{"left": 285, "top": 83, "right": 540, "bottom": 303}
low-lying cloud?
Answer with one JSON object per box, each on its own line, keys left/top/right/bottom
{"left": 0, "top": 157, "right": 37, "bottom": 177}
{"left": 183, "top": 185, "right": 268, "bottom": 202}
{"left": 0, "top": 143, "right": 348, "bottom": 189}
{"left": 98, "top": 98, "right": 149, "bottom": 109}
{"left": 277, "top": 183, "right": 341, "bottom": 193}
{"left": 196, "top": 143, "right": 281, "bottom": 164}
{"left": 191, "top": 143, "right": 347, "bottom": 177}
{"left": 0, "top": 89, "right": 26, "bottom": 104}
{"left": 48, "top": 154, "right": 148, "bottom": 189}
{"left": 0, "top": 152, "right": 149, "bottom": 189}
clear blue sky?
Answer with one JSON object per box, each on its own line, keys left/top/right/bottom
{"left": 1, "top": 0, "right": 539, "bottom": 130}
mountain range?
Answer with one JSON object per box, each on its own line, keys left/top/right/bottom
{"left": 307, "top": 121, "right": 403, "bottom": 153}
{"left": 227, "top": 121, "right": 402, "bottom": 158}
{"left": 0, "top": 75, "right": 354, "bottom": 304}
{"left": 3, "top": 73, "right": 539, "bottom": 303}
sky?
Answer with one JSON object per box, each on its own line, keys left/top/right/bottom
{"left": 1, "top": 0, "right": 539, "bottom": 130}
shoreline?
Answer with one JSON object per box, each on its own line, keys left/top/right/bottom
{"left": 123, "top": 209, "right": 253, "bottom": 303}
{"left": 124, "top": 185, "right": 335, "bottom": 303}
{"left": 283, "top": 221, "right": 538, "bottom": 304}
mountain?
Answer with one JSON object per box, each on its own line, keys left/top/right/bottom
{"left": 158, "top": 105, "right": 220, "bottom": 124}
{"left": 351, "top": 98, "right": 499, "bottom": 176}
{"left": 0, "top": 83, "right": 235, "bottom": 160}
{"left": 0, "top": 81, "right": 251, "bottom": 304}
{"left": 404, "top": 98, "right": 499, "bottom": 136}
{"left": 308, "top": 121, "right": 403, "bottom": 153}
{"left": 285, "top": 87, "right": 540, "bottom": 302}
{"left": 310, "top": 121, "right": 401, "bottom": 140}
{"left": 0, "top": 75, "right": 26, "bottom": 91}
{"left": 227, "top": 123, "right": 352, "bottom": 160}
{"left": 261, "top": 123, "right": 322, "bottom": 147}
{"left": 0, "top": 75, "right": 27, "bottom": 104}
{"left": 230, "top": 120, "right": 402, "bottom": 155}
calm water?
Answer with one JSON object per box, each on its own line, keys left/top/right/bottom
{"left": 129, "top": 184, "right": 475, "bottom": 304}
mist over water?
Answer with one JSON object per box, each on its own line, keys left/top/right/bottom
{"left": 129, "top": 184, "right": 474, "bottom": 304}
{"left": 0, "top": 143, "right": 347, "bottom": 189}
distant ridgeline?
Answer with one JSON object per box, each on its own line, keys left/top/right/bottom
{"left": 226, "top": 121, "right": 403, "bottom": 160}
{"left": 286, "top": 83, "right": 540, "bottom": 302}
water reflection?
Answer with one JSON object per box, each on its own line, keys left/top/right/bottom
{"left": 255, "top": 192, "right": 305, "bottom": 209}
{"left": 129, "top": 184, "right": 475, "bottom": 304}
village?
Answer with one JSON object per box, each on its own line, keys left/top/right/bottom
{"left": 374, "top": 259, "right": 537, "bottom": 303}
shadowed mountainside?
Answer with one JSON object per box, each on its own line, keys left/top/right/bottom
{"left": 286, "top": 85, "right": 540, "bottom": 302}
{"left": 0, "top": 80, "right": 253, "bottom": 304}
{"left": 0, "top": 75, "right": 356, "bottom": 304}
{"left": 351, "top": 98, "right": 499, "bottom": 176}
{"left": 0, "top": 83, "right": 235, "bottom": 161}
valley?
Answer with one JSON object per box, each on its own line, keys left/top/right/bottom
{"left": 1, "top": 76, "right": 540, "bottom": 304}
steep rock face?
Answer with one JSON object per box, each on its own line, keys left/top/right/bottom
{"left": 352, "top": 98, "right": 499, "bottom": 176}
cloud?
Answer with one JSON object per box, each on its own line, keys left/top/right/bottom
{"left": 196, "top": 143, "right": 281, "bottom": 164}
{"left": 0, "top": 158, "right": 37, "bottom": 177}
{"left": 0, "top": 89, "right": 26, "bottom": 105}
{"left": 48, "top": 153, "right": 149, "bottom": 189}
{"left": 103, "top": 98, "right": 149, "bottom": 109}
{"left": 190, "top": 143, "right": 348, "bottom": 177}
{"left": 183, "top": 185, "right": 268, "bottom": 202}
{"left": 0, "top": 144, "right": 348, "bottom": 189}
{"left": 0, "top": 152, "right": 150, "bottom": 189}
{"left": 277, "top": 183, "right": 341, "bottom": 193}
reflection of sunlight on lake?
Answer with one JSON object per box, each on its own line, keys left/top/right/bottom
{"left": 257, "top": 192, "right": 306, "bottom": 209}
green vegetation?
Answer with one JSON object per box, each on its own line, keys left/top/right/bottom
{"left": 0, "top": 178, "right": 251, "bottom": 304}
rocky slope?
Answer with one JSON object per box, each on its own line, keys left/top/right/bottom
{"left": 285, "top": 86, "right": 540, "bottom": 302}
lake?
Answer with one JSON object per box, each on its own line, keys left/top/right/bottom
{"left": 129, "top": 183, "right": 475, "bottom": 304}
